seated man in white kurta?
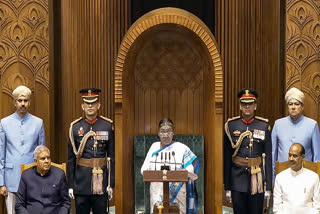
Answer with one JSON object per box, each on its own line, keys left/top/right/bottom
{"left": 141, "top": 118, "right": 199, "bottom": 214}
{"left": 273, "top": 143, "right": 320, "bottom": 214}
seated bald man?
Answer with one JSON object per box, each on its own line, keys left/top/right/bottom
{"left": 273, "top": 143, "right": 320, "bottom": 214}
{"left": 15, "top": 145, "right": 70, "bottom": 214}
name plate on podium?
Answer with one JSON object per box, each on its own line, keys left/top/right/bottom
{"left": 143, "top": 170, "right": 188, "bottom": 183}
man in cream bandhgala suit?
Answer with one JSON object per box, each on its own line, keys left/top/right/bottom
{"left": 273, "top": 143, "right": 320, "bottom": 214}
{"left": 0, "top": 86, "right": 45, "bottom": 214}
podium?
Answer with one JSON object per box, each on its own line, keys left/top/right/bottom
{"left": 143, "top": 170, "right": 191, "bottom": 214}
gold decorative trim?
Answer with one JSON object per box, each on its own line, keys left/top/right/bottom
{"left": 114, "top": 7, "right": 223, "bottom": 104}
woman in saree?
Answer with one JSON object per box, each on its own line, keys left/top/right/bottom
{"left": 141, "top": 118, "right": 199, "bottom": 214}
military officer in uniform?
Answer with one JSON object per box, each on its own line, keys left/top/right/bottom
{"left": 223, "top": 89, "right": 272, "bottom": 214}
{"left": 67, "top": 88, "right": 115, "bottom": 214}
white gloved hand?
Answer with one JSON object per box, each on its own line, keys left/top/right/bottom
{"left": 226, "top": 190, "right": 232, "bottom": 203}
{"left": 107, "top": 187, "right": 113, "bottom": 200}
{"left": 68, "top": 188, "right": 74, "bottom": 199}
{"left": 264, "top": 190, "right": 271, "bottom": 208}
{"left": 264, "top": 191, "right": 271, "bottom": 200}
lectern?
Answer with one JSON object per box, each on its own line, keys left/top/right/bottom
{"left": 143, "top": 170, "right": 190, "bottom": 214}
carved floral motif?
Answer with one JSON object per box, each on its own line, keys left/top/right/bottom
{"left": 286, "top": 0, "right": 320, "bottom": 108}
{"left": 0, "top": 0, "right": 48, "bottom": 92}
{"left": 134, "top": 32, "right": 203, "bottom": 90}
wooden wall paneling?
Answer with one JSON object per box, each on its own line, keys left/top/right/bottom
{"left": 156, "top": 89, "right": 163, "bottom": 131}
{"left": 115, "top": 8, "right": 223, "bottom": 213}
{"left": 57, "top": 0, "right": 127, "bottom": 159}
{"left": 0, "top": 1, "right": 50, "bottom": 213}
{"left": 55, "top": 0, "right": 128, "bottom": 211}
{"left": 168, "top": 89, "right": 175, "bottom": 127}
{"left": 150, "top": 89, "right": 157, "bottom": 133}
{"left": 193, "top": 88, "right": 200, "bottom": 134}
{"left": 262, "top": 0, "right": 284, "bottom": 123}
{"left": 144, "top": 88, "right": 150, "bottom": 134}
{"left": 286, "top": 0, "right": 320, "bottom": 122}
{"left": 187, "top": 88, "right": 194, "bottom": 134}
{"left": 215, "top": 0, "right": 283, "bottom": 124}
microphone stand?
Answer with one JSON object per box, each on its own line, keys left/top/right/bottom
{"left": 172, "top": 151, "right": 177, "bottom": 171}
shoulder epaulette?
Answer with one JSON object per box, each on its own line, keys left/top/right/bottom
{"left": 226, "top": 116, "right": 240, "bottom": 124}
{"left": 224, "top": 116, "right": 240, "bottom": 149}
{"left": 255, "top": 116, "right": 269, "bottom": 123}
{"left": 69, "top": 117, "right": 82, "bottom": 156}
{"left": 100, "top": 116, "right": 113, "bottom": 123}
{"left": 70, "top": 117, "right": 82, "bottom": 126}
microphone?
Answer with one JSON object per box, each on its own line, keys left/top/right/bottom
{"left": 172, "top": 151, "right": 176, "bottom": 170}
{"left": 154, "top": 153, "right": 158, "bottom": 170}
{"left": 161, "top": 152, "right": 163, "bottom": 164}
{"left": 165, "top": 152, "right": 167, "bottom": 165}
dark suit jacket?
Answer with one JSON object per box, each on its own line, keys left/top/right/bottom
{"left": 15, "top": 166, "right": 70, "bottom": 214}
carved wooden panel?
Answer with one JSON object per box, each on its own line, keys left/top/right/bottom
{"left": 134, "top": 24, "right": 204, "bottom": 135}
{"left": 115, "top": 7, "right": 223, "bottom": 105}
{"left": 0, "top": 0, "right": 49, "bottom": 213}
{"left": 286, "top": 0, "right": 320, "bottom": 122}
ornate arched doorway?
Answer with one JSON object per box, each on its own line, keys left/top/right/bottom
{"left": 114, "top": 7, "right": 223, "bottom": 213}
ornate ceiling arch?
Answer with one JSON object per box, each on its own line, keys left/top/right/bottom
{"left": 114, "top": 7, "right": 223, "bottom": 104}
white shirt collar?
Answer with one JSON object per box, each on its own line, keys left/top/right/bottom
{"left": 289, "top": 166, "right": 304, "bottom": 176}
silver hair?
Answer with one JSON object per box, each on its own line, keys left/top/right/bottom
{"left": 34, "top": 145, "right": 50, "bottom": 160}
{"left": 12, "top": 85, "right": 32, "bottom": 100}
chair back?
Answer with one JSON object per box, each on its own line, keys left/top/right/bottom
{"left": 275, "top": 160, "right": 320, "bottom": 176}
{"left": 134, "top": 135, "right": 204, "bottom": 214}
{"left": 21, "top": 162, "right": 67, "bottom": 175}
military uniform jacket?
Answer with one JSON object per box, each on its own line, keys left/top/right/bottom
{"left": 67, "top": 116, "right": 115, "bottom": 195}
{"left": 223, "top": 116, "right": 272, "bottom": 193}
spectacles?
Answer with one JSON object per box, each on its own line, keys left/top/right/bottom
{"left": 159, "top": 131, "right": 173, "bottom": 137}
